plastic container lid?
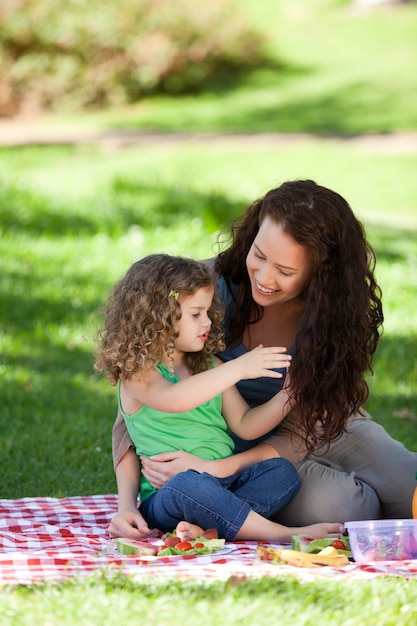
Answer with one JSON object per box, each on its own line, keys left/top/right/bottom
{"left": 346, "top": 519, "right": 416, "bottom": 529}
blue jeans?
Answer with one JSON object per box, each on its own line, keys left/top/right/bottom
{"left": 139, "top": 458, "right": 300, "bottom": 541}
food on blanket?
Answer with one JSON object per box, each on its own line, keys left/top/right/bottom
{"left": 117, "top": 538, "right": 159, "bottom": 556}
{"left": 163, "top": 535, "right": 181, "bottom": 548}
{"left": 256, "top": 545, "right": 350, "bottom": 568}
{"left": 202, "top": 528, "right": 219, "bottom": 540}
{"left": 117, "top": 531, "right": 225, "bottom": 557}
{"left": 175, "top": 541, "right": 193, "bottom": 551}
{"left": 316, "top": 546, "right": 339, "bottom": 556}
{"left": 291, "top": 534, "right": 352, "bottom": 557}
{"left": 346, "top": 519, "right": 417, "bottom": 562}
{"left": 157, "top": 535, "right": 225, "bottom": 556}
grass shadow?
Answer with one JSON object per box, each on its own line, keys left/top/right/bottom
{"left": 0, "top": 336, "right": 116, "bottom": 497}
{"left": 107, "top": 70, "right": 413, "bottom": 135}
{"left": 368, "top": 333, "right": 417, "bottom": 445}
{"left": 368, "top": 224, "right": 417, "bottom": 264}
{"left": 1, "top": 176, "right": 244, "bottom": 237}
{"left": 190, "top": 80, "right": 408, "bottom": 135}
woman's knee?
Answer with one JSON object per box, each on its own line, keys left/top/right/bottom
{"left": 272, "top": 461, "right": 382, "bottom": 525}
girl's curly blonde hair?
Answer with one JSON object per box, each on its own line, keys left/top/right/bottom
{"left": 94, "top": 254, "right": 225, "bottom": 385}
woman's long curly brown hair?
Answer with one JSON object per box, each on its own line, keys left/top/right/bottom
{"left": 94, "top": 254, "right": 225, "bottom": 385}
{"left": 215, "top": 179, "right": 384, "bottom": 451}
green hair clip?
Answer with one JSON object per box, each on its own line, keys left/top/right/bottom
{"left": 168, "top": 290, "right": 179, "bottom": 300}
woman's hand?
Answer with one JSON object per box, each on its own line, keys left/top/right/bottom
{"left": 108, "top": 508, "right": 159, "bottom": 540}
{"left": 140, "top": 443, "right": 281, "bottom": 486}
{"left": 140, "top": 451, "right": 208, "bottom": 488}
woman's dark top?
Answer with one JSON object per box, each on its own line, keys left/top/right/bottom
{"left": 216, "top": 276, "right": 294, "bottom": 452}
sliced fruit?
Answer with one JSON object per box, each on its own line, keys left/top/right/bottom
{"left": 163, "top": 535, "right": 181, "bottom": 548}
{"left": 202, "top": 528, "right": 219, "bottom": 539}
{"left": 116, "top": 538, "right": 158, "bottom": 556}
{"left": 175, "top": 541, "right": 193, "bottom": 551}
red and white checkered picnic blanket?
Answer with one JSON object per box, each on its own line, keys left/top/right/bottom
{"left": 1, "top": 495, "right": 417, "bottom": 585}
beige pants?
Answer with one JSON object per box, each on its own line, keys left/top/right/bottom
{"left": 273, "top": 415, "right": 417, "bottom": 525}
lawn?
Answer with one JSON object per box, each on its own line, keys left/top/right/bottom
{"left": 1, "top": 574, "right": 417, "bottom": 625}
{"left": 1, "top": 0, "right": 416, "bottom": 623}
{"left": 45, "top": 0, "right": 417, "bottom": 136}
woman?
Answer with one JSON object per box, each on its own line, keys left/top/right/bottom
{"left": 110, "top": 179, "right": 417, "bottom": 540}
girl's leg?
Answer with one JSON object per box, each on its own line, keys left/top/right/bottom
{"left": 176, "top": 513, "right": 344, "bottom": 544}
{"left": 139, "top": 469, "right": 252, "bottom": 541}
{"left": 222, "top": 457, "right": 300, "bottom": 518}
{"left": 140, "top": 464, "right": 299, "bottom": 542}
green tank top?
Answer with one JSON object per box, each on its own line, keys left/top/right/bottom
{"left": 119, "top": 362, "right": 235, "bottom": 501}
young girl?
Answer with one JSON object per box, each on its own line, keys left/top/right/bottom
{"left": 95, "top": 253, "right": 343, "bottom": 542}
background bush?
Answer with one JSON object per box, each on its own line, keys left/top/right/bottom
{"left": 0, "top": 0, "right": 268, "bottom": 117}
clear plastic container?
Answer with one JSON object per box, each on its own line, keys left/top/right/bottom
{"left": 346, "top": 519, "right": 417, "bottom": 562}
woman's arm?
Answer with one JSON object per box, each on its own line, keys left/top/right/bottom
{"left": 204, "top": 441, "right": 282, "bottom": 476}
{"left": 140, "top": 440, "right": 281, "bottom": 486}
{"left": 265, "top": 410, "right": 309, "bottom": 464}
{"left": 112, "top": 408, "right": 135, "bottom": 469}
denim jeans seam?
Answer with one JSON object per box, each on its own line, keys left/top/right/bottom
{"left": 159, "top": 483, "right": 252, "bottom": 540}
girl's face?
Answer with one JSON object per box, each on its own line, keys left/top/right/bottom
{"left": 175, "top": 287, "right": 214, "bottom": 353}
{"left": 246, "top": 216, "right": 312, "bottom": 307}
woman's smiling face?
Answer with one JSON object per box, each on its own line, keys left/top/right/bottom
{"left": 246, "top": 216, "right": 312, "bottom": 307}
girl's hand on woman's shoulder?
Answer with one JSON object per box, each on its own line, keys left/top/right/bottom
{"left": 235, "top": 344, "right": 291, "bottom": 380}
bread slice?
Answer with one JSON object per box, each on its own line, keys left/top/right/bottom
{"left": 256, "top": 545, "right": 349, "bottom": 568}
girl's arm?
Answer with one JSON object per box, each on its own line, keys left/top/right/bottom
{"left": 122, "top": 345, "right": 291, "bottom": 414}
{"left": 108, "top": 448, "right": 158, "bottom": 539}
{"left": 220, "top": 377, "right": 294, "bottom": 440}
{"left": 111, "top": 410, "right": 158, "bottom": 538}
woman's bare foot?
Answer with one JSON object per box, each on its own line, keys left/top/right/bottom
{"left": 175, "top": 521, "right": 204, "bottom": 542}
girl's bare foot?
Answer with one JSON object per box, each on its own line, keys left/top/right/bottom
{"left": 175, "top": 521, "right": 204, "bottom": 542}
{"left": 296, "top": 522, "right": 345, "bottom": 539}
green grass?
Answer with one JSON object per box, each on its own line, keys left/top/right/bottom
{"left": 1, "top": 1, "right": 417, "bottom": 621}
{"left": 44, "top": 0, "right": 417, "bottom": 135}
{"left": 0, "top": 574, "right": 416, "bottom": 626}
